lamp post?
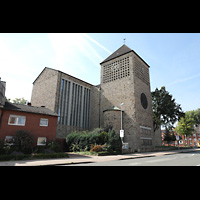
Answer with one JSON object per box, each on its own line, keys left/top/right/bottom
{"left": 120, "top": 103, "right": 124, "bottom": 131}
{"left": 120, "top": 103, "right": 124, "bottom": 154}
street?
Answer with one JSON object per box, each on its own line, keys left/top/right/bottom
{"left": 66, "top": 150, "right": 200, "bottom": 166}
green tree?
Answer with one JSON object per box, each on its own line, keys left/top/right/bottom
{"left": 151, "top": 86, "right": 184, "bottom": 132}
{"left": 164, "top": 128, "right": 176, "bottom": 146}
{"left": 186, "top": 108, "right": 200, "bottom": 126}
{"left": 175, "top": 116, "right": 195, "bottom": 137}
{"left": 12, "top": 97, "right": 28, "bottom": 105}
{"left": 175, "top": 108, "right": 200, "bottom": 137}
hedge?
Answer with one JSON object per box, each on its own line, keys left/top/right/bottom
{"left": 0, "top": 153, "right": 69, "bottom": 161}
{"left": 66, "top": 128, "right": 122, "bottom": 153}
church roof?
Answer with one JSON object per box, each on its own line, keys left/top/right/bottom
{"left": 100, "top": 44, "right": 132, "bottom": 64}
{"left": 3, "top": 102, "right": 58, "bottom": 116}
{"left": 100, "top": 44, "right": 150, "bottom": 68}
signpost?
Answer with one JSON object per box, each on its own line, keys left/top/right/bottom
{"left": 120, "top": 130, "right": 124, "bottom": 138}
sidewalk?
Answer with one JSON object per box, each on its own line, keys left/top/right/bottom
{"left": 0, "top": 148, "right": 199, "bottom": 166}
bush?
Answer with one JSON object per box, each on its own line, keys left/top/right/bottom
{"left": 90, "top": 144, "right": 103, "bottom": 153}
{"left": 47, "top": 140, "right": 61, "bottom": 153}
{"left": 66, "top": 128, "right": 122, "bottom": 153}
{"left": 0, "top": 152, "right": 69, "bottom": 161}
{"left": 0, "top": 140, "right": 6, "bottom": 155}
{"left": 13, "top": 130, "right": 34, "bottom": 153}
{"left": 107, "top": 129, "right": 122, "bottom": 152}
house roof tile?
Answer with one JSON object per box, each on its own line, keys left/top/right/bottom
{"left": 3, "top": 102, "right": 58, "bottom": 117}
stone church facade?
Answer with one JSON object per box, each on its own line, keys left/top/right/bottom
{"left": 31, "top": 44, "right": 160, "bottom": 152}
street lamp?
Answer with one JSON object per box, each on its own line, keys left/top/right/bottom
{"left": 120, "top": 103, "right": 124, "bottom": 131}
{"left": 120, "top": 103, "right": 124, "bottom": 154}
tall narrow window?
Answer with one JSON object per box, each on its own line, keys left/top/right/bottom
{"left": 58, "top": 78, "right": 91, "bottom": 130}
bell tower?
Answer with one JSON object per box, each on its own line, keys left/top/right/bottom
{"left": 100, "top": 44, "right": 154, "bottom": 152}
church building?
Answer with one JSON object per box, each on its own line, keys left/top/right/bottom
{"left": 31, "top": 44, "right": 160, "bottom": 152}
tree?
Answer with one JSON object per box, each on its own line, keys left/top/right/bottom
{"left": 164, "top": 128, "right": 176, "bottom": 146}
{"left": 151, "top": 86, "right": 185, "bottom": 132}
{"left": 186, "top": 108, "right": 200, "bottom": 126}
{"left": 12, "top": 97, "right": 28, "bottom": 105}
{"left": 175, "top": 116, "right": 195, "bottom": 137}
{"left": 175, "top": 108, "right": 200, "bottom": 137}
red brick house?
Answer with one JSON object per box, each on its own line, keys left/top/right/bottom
{"left": 0, "top": 102, "right": 58, "bottom": 146}
{"left": 161, "top": 125, "right": 200, "bottom": 147}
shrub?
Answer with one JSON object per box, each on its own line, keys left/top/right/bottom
{"left": 102, "top": 143, "right": 112, "bottom": 152}
{"left": 13, "top": 130, "right": 34, "bottom": 154}
{"left": 0, "top": 152, "right": 69, "bottom": 161}
{"left": 107, "top": 129, "right": 122, "bottom": 152}
{"left": 47, "top": 140, "right": 61, "bottom": 153}
{"left": 66, "top": 128, "right": 104, "bottom": 151}
{"left": 90, "top": 144, "right": 103, "bottom": 153}
{"left": 0, "top": 140, "right": 5, "bottom": 155}
{"left": 66, "top": 128, "right": 122, "bottom": 153}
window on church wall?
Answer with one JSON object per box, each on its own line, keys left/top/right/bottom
{"left": 141, "top": 139, "right": 152, "bottom": 146}
{"left": 134, "top": 58, "right": 149, "bottom": 85}
{"left": 58, "top": 78, "right": 90, "bottom": 130}
{"left": 140, "top": 126, "right": 151, "bottom": 136}
{"left": 103, "top": 57, "right": 130, "bottom": 83}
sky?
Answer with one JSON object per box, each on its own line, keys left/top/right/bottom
{"left": 0, "top": 33, "right": 200, "bottom": 112}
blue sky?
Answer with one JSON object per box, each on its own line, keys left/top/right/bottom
{"left": 0, "top": 33, "right": 200, "bottom": 112}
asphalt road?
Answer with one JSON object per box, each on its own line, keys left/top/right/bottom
{"left": 66, "top": 151, "right": 200, "bottom": 166}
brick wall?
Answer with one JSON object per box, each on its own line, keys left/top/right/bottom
{"left": 0, "top": 109, "right": 58, "bottom": 145}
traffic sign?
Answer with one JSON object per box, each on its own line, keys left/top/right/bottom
{"left": 120, "top": 130, "right": 124, "bottom": 138}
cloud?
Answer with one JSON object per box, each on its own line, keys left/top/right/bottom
{"left": 48, "top": 33, "right": 102, "bottom": 70}
{"left": 82, "top": 33, "right": 112, "bottom": 54}
{"left": 166, "top": 73, "right": 200, "bottom": 86}
{"left": 48, "top": 33, "right": 110, "bottom": 77}
{"left": 0, "top": 33, "right": 111, "bottom": 100}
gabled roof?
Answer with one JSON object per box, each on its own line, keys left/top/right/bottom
{"left": 100, "top": 44, "right": 150, "bottom": 68}
{"left": 33, "top": 67, "right": 94, "bottom": 86}
{"left": 3, "top": 102, "right": 58, "bottom": 117}
{"left": 100, "top": 45, "right": 132, "bottom": 64}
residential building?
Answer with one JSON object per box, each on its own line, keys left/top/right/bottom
{"left": 179, "top": 125, "right": 200, "bottom": 147}
{"left": 161, "top": 125, "right": 200, "bottom": 147}
{"left": 0, "top": 78, "right": 58, "bottom": 146}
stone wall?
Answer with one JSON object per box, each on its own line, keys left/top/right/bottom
{"left": 100, "top": 51, "right": 154, "bottom": 152}
{"left": 31, "top": 67, "right": 59, "bottom": 112}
